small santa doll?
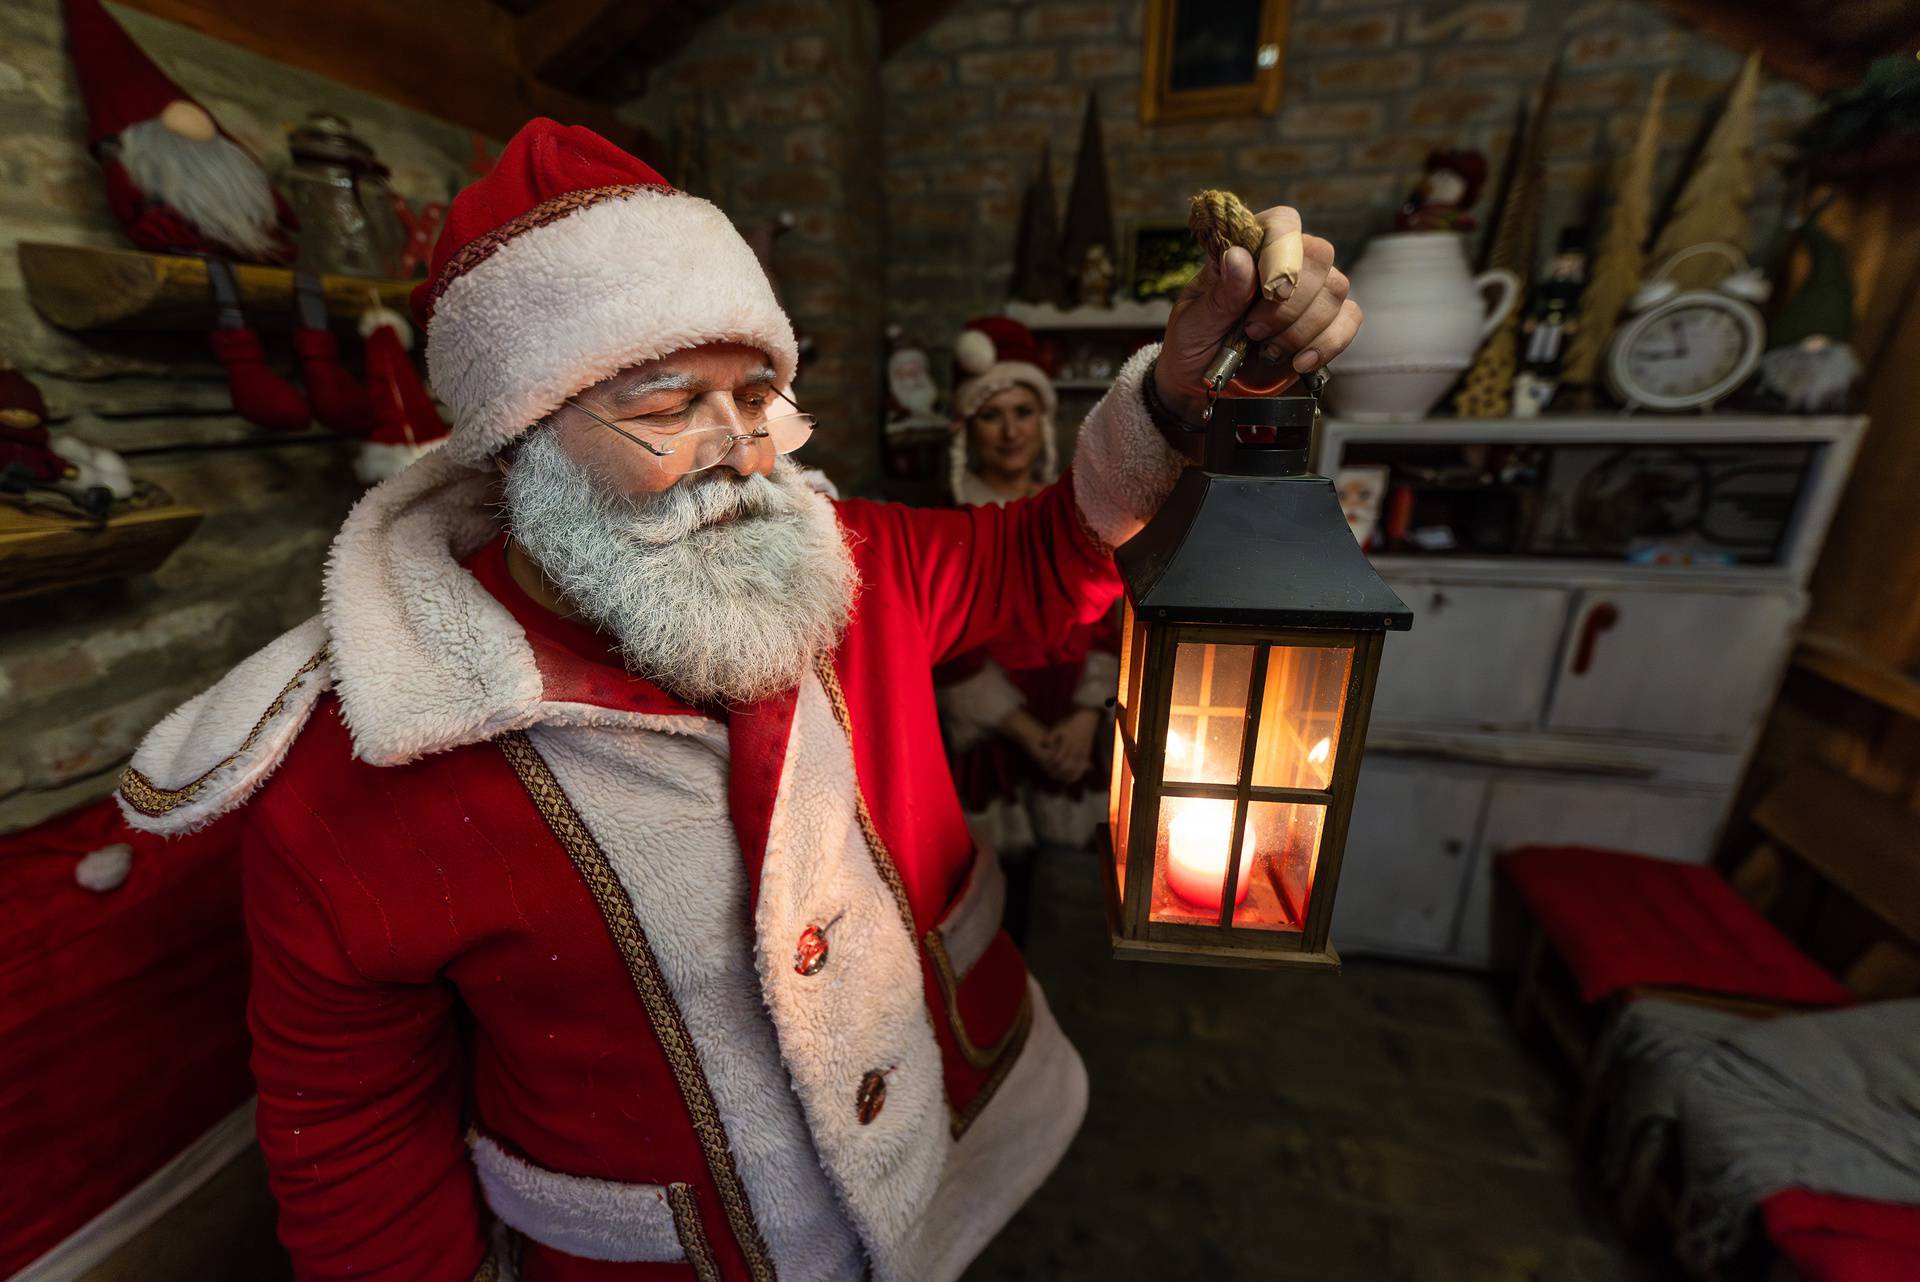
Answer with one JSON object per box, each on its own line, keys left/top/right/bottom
{"left": 352, "top": 306, "right": 449, "bottom": 484}
{"left": 1395, "top": 149, "right": 1488, "bottom": 233}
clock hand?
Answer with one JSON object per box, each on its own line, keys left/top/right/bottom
{"left": 1668, "top": 318, "right": 1689, "bottom": 357}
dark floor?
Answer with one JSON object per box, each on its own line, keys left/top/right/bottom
{"left": 966, "top": 848, "right": 1659, "bottom": 1282}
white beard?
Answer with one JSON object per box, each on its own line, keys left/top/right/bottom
{"left": 502, "top": 431, "right": 858, "bottom": 707}
{"left": 117, "top": 118, "right": 281, "bottom": 260}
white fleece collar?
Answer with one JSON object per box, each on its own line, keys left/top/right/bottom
{"left": 321, "top": 450, "right": 550, "bottom": 767}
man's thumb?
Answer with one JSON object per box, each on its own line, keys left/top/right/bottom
{"left": 1205, "top": 245, "right": 1256, "bottom": 324}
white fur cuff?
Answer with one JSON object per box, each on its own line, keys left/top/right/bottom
{"left": 935, "top": 661, "right": 1024, "bottom": 750}
{"left": 1070, "top": 344, "right": 1186, "bottom": 547}
{"left": 1073, "top": 651, "right": 1118, "bottom": 710}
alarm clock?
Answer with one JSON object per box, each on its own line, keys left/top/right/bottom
{"left": 1605, "top": 242, "right": 1768, "bottom": 412}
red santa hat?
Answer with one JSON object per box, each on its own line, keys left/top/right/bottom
{"left": 64, "top": 0, "right": 200, "bottom": 151}
{"left": 413, "top": 118, "right": 797, "bottom": 470}
{"left": 948, "top": 316, "right": 1059, "bottom": 498}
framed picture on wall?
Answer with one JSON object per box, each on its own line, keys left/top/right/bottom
{"left": 1128, "top": 223, "right": 1207, "bottom": 301}
{"left": 1140, "top": 0, "right": 1290, "bottom": 124}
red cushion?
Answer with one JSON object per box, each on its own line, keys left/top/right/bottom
{"left": 1763, "top": 1189, "right": 1920, "bottom": 1282}
{"left": 0, "top": 798, "right": 252, "bottom": 1277}
{"left": 1500, "top": 845, "right": 1856, "bottom": 1008}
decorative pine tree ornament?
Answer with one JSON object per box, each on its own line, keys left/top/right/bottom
{"left": 1643, "top": 52, "right": 1758, "bottom": 289}
{"left": 1059, "top": 93, "right": 1117, "bottom": 306}
{"left": 1454, "top": 59, "right": 1561, "bottom": 418}
{"left": 1010, "top": 145, "right": 1065, "bottom": 304}
{"left": 1563, "top": 70, "right": 1670, "bottom": 389}
{"left": 1648, "top": 50, "right": 1764, "bottom": 290}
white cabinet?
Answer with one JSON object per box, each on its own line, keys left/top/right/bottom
{"left": 1332, "top": 757, "right": 1487, "bottom": 956}
{"left": 1451, "top": 777, "right": 1728, "bottom": 967}
{"left": 1373, "top": 582, "right": 1569, "bottom": 729}
{"left": 1311, "top": 414, "right": 1864, "bottom": 971}
{"left": 1545, "top": 589, "right": 1802, "bottom": 744}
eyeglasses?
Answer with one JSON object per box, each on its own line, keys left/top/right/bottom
{"left": 564, "top": 386, "right": 816, "bottom": 479}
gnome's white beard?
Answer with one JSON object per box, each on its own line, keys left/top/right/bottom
{"left": 117, "top": 118, "right": 280, "bottom": 259}
{"left": 502, "top": 430, "right": 857, "bottom": 706}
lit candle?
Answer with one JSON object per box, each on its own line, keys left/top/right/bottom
{"left": 1165, "top": 798, "right": 1253, "bottom": 912}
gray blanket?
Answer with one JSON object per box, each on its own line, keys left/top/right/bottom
{"left": 1592, "top": 998, "right": 1920, "bottom": 1266}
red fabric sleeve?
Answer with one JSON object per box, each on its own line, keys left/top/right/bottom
{"left": 244, "top": 825, "right": 489, "bottom": 1282}
{"left": 841, "top": 470, "right": 1122, "bottom": 668}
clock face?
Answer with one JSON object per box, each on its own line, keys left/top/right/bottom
{"left": 1609, "top": 294, "right": 1763, "bottom": 410}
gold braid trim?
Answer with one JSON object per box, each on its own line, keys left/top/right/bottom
{"left": 470, "top": 1252, "right": 500, "bottom": 1282}
{"left": 668, "top": 1183, "right": 723, "bottom": 1282}
{"left": 924, "top": 930, "right": 1031, "bottom": 1071}
{"left": 949, "top": 992, "right": 1033, "bottom": 1141}
{"left": 812, "top": 657, "right": 918, "bottom": 942}
{"left": 497, "top": 731, "right": 778, "bottom": 1282}
{"left": 119, "top": 649, "right": 329, "bottom": 817}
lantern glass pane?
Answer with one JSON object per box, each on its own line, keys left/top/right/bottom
{"left": 1251, "top": 644, "right": 1353, "bottom": 791}
{"left": 1116, "top": 597, "right": 1135, "bottom": 726}
{"left": 1229, "top": 800, "right": 1327, "bottom": 930}
{"left": 1164, "top": 642, "right": 1255, "bottom": 785}
{"left": 1149, "top": 795, "right": 1250, "bottom": 925}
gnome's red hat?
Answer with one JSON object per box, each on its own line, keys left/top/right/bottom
{"left": 64, "top": 0, "right": 200, "bottom": 152}
{"left": 413, "top": 118, "right": 797, "bottom": 469}
{"left": 355, "top": 308, "right": 450, "bottom": 484}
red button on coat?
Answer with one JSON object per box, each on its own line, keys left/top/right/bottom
{"left": 795, "top": 924, "right": 830, "bottom": 976}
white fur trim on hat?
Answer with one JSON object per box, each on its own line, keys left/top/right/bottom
{"left": 426, "top": 188, "right": 798, "bottom": 468}
{"left": 948, "top": 363, "right": 1059, "bottom": 502}
{"left": 360, "top": 305, "right": 412, "bottom": 348}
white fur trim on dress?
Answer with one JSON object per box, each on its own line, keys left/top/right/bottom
{"left": 527, "top": 716, "right": 866, "bottom": 1280}
{"left": 75, "top": 844, "right": 133, "bottom": 892}
{"left": 1073, "top": 650, "right": 1119, "bottom": 710}
{"left": 1070, "top": 343, "right": 1186, "bottom": 547}
{"left": 426, "top": 189, "right": 798, "bottom": 468}
{"left": 754, "top": 671, "right": 950, "bottom": 1282}
{"left": 117, "top": 615, "right": 333, "bottom": 836}
{"left": 935, "top": 661, "right": 1024, "bottom": 752}
{"left": 471, "top": 1136, "right": 684, "bottom": 1264}
{"left": 964, "top": 795, "right": 1035, "bottom": 857}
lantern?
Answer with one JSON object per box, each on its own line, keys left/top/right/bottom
{"left": 1103, "top": 382, "right": 1412, "bottom": 969}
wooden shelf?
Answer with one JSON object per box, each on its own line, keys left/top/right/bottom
{"left": 0, "top": 501, "right": 203, "bottom": 600}
{"left": 1794, "top": 631, "right": 1920, "bottom": 721}
{"left": 18, "top": 242, "right": 416, "bottom": 332}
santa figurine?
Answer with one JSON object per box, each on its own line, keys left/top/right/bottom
{"left": 117, "top": 119, "right": 1362, "bottom": 1282}
{"left": 0, "top": 366, "right": 134, "bottom": 520}
{"left": 352, "top": 304, "right": 449, "bottom": 483}
{"left": 65, "top": 0, "right": 295, "bottom": 264}
{"left": 1395, "top": 148, "right": 1488, "bottom": 233}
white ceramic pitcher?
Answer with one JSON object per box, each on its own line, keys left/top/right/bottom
{"left": 1329, "top": 231, "right": 1518, "bottom": 422}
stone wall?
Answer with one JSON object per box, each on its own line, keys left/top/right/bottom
{"left": 882, "top": 0, "right": 1820, "bottom": 366}
{"left": 0, "top": 1, "right": 473, "bottom": 832}
{"left": 619, "top": 0, "right": 887, "bottom": 494}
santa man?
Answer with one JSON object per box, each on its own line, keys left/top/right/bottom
{"left": 117, "top": 119, "right": 1359, "bottom": 1282}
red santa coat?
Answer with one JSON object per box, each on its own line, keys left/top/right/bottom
{"left": 117, "top": 350, "right": 1181, "bottom": 1282}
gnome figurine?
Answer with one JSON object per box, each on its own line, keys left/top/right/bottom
{"left": 65, "top": 0, "right": 296, "bottom": 264}
{"left": 0, "top": 367, "right": 134, "bottom": 519}
{"left": 1395, "top": 149, "right": 1488, "bottom": 233}
{"left": 1758, "top": 222, "right": 1861, "bottom": 414}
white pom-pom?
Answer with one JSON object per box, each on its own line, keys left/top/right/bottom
{"left": 76, "top": 843, "right": 133, "bottom": 892}
{"left": 359, "top": 305, "right": 413, "bottom": 349}
{"left": 955, "top": 329, "right": 996, "bottom": 376}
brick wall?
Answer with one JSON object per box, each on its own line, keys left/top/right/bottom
{"left": 620, "top": 0, "right": 887, "bottom": 494}
{"left": 0, "top": 1, "right": 472, "bottom": 832}
{"left": 883, "top": 0, "right": 1819, "bottom": 368}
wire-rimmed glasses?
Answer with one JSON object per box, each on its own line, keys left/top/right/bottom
{"left": 564, "top": 386, "right": 815, "bottom": 479}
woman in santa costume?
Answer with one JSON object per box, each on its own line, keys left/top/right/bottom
{"left": 934, "top": 318, "right": 1118, "bottom": 940}
{"left": 117, "top": 119, "right": 1358, "bottom": 1282}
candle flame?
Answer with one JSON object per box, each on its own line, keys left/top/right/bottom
{"left": 1308, "top": 737, "right": 1332, "bottom": 765}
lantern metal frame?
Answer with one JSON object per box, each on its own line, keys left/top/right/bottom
{"left": 1098, "top": 381, "right": 1412, "bottom": 970}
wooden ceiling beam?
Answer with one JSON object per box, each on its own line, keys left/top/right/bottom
{"left": 515, "top": 0, "right": 667, "bottom": 88}
{"left": 110, "top": 0, "right": 660, "bottom": 158}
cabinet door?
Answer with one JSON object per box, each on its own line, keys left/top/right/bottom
{"left": 1371, "top": 583, "right": 1569, "bottom": 729}
{"left": 1453, "top": 776, "right": 1728, "bottom": 968}
{"left": 1331, "top": 756, "right": 1488, "bottom": 957}
{"left": 1545, "top": 589, "right": 1800, "bottom": 743}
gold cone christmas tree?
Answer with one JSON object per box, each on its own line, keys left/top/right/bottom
{"left": 1563, "top": 70, "right": 1670, "bottom": 389}
{"left": 1454, "top": 61, "right": 1560, "bottom": 418}
{"left": 1648, "top": 51, "right": 1763, "bottom": 289}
